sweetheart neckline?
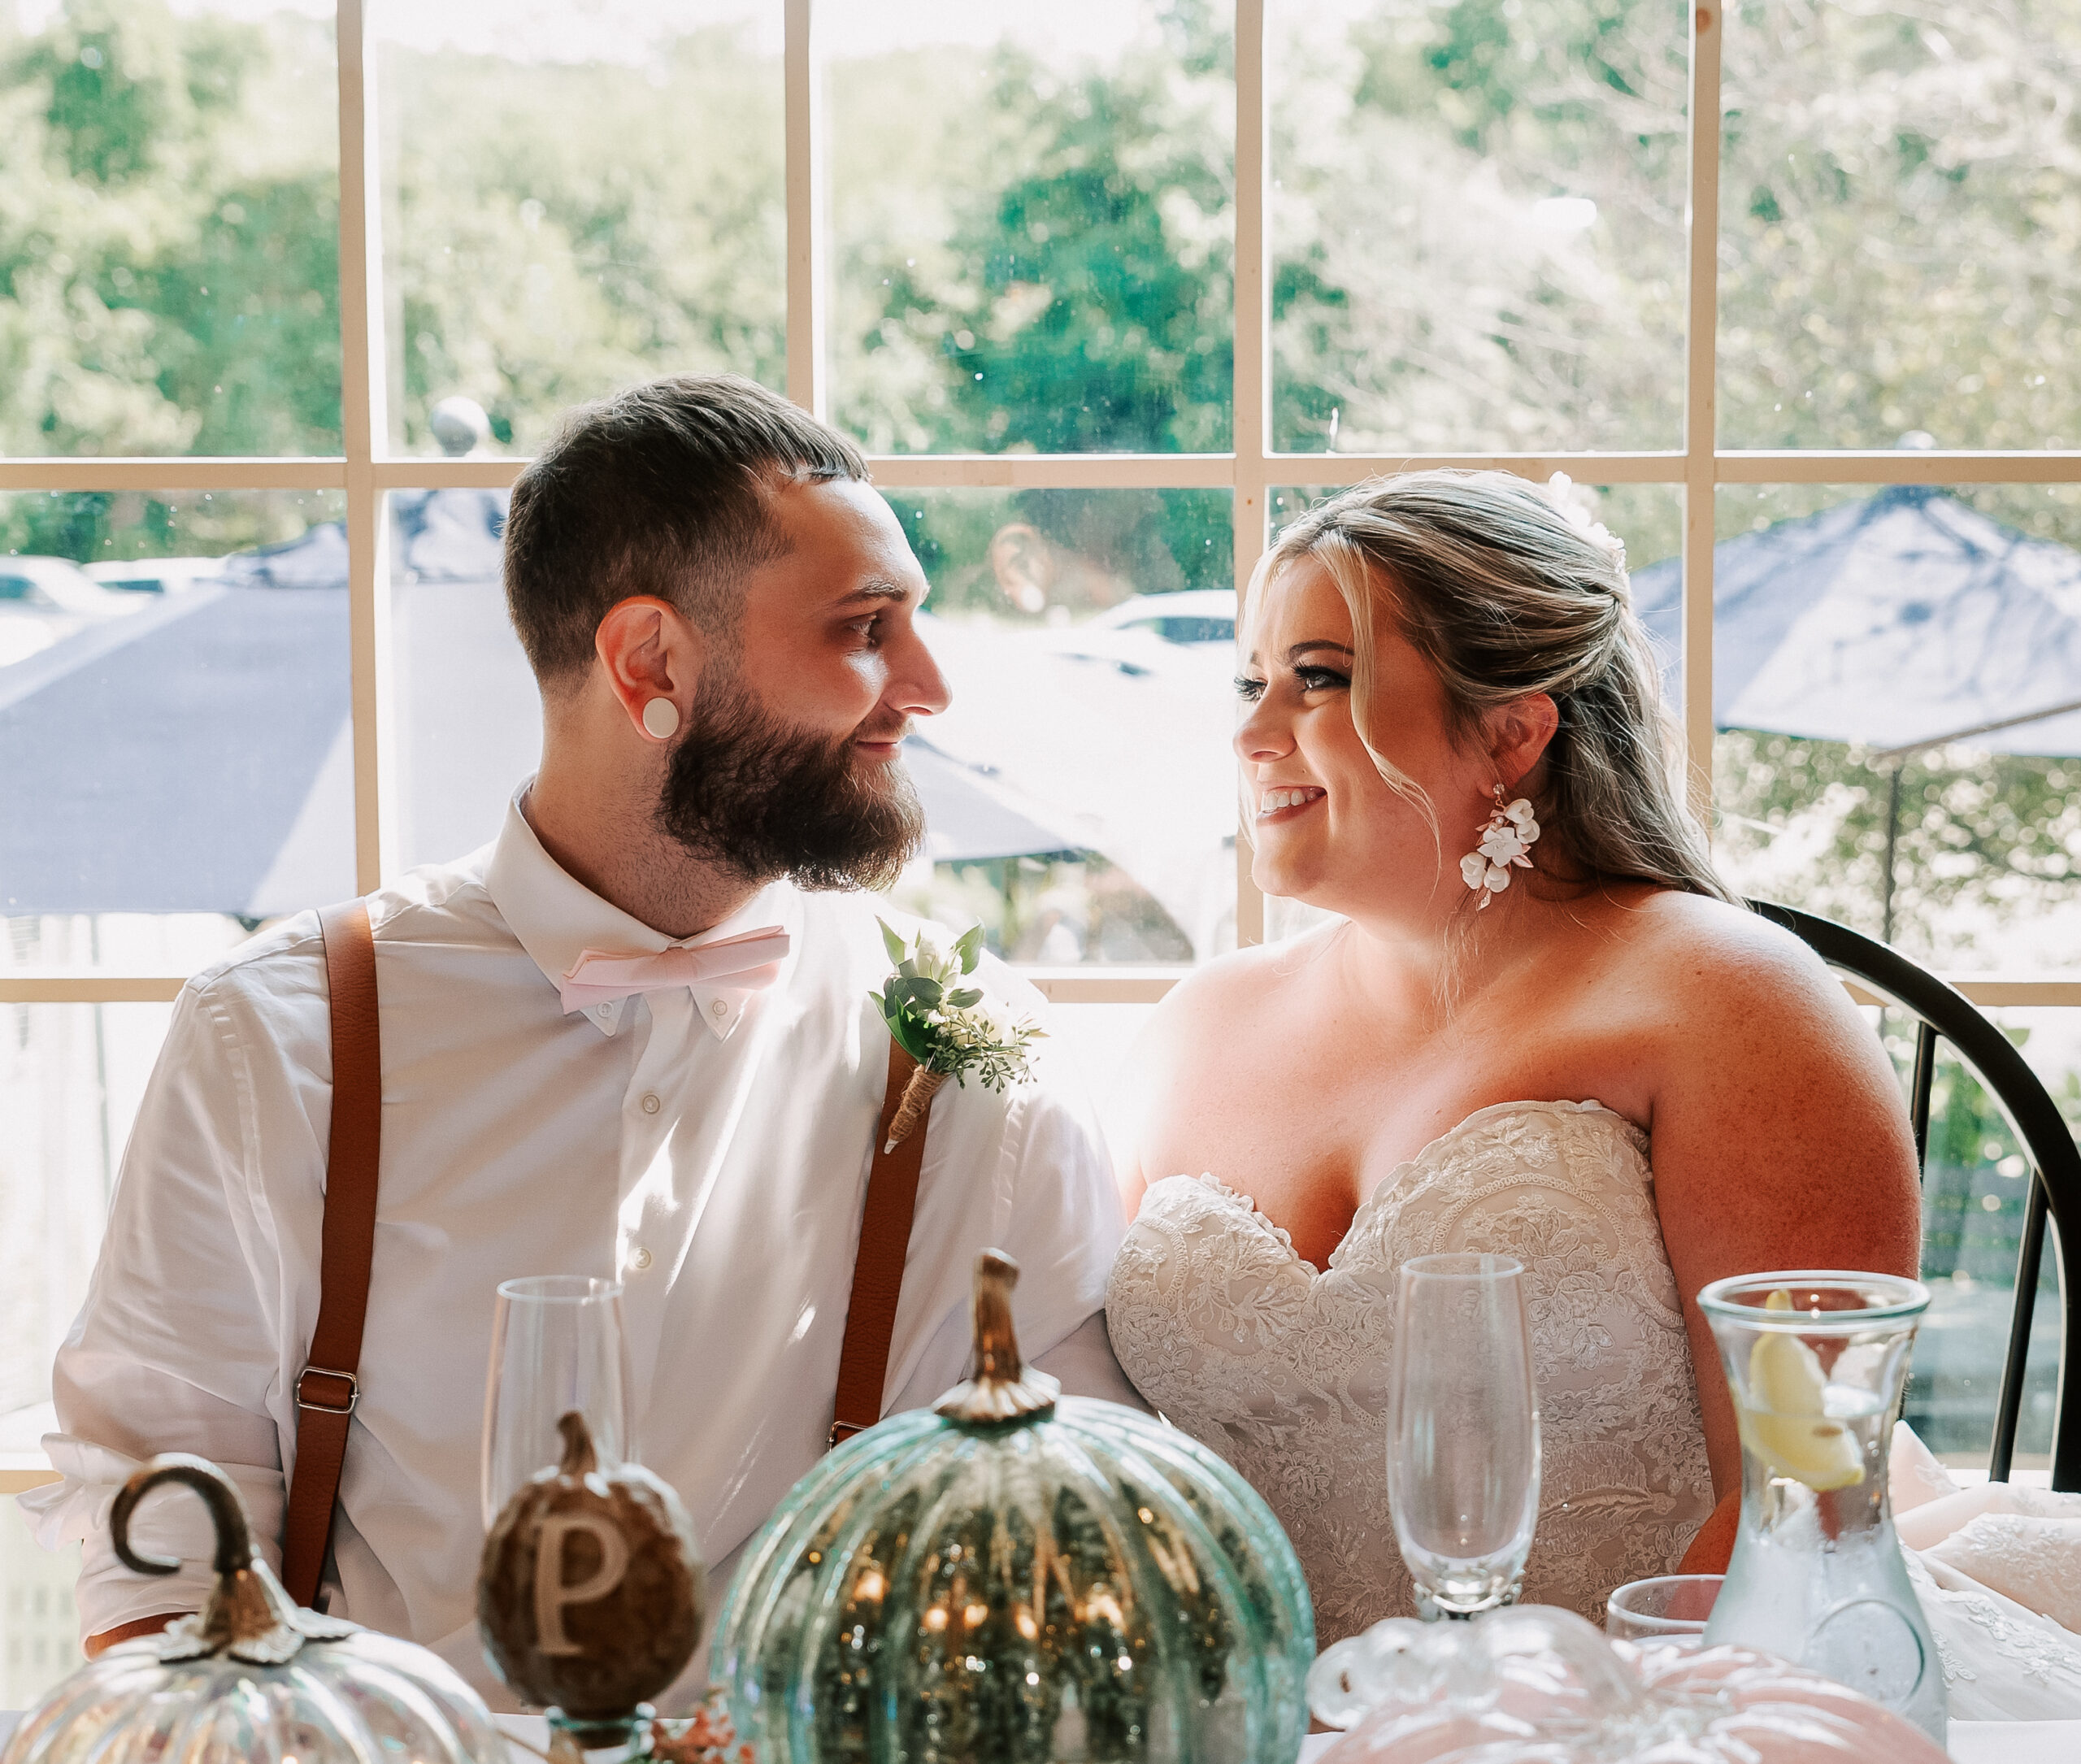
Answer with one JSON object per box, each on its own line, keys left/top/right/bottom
{"left": 1160, "top": 1097, "right": 1641, "bottom": 1278}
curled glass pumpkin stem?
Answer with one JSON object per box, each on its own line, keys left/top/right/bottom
{"left": 933, "top": 1249, "right": 1061, "bottom": 1425}
{"left": 111, "top": 1454, "right": 354, "bottom": 1665}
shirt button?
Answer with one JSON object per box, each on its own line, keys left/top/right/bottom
{"left": 640, "top": 1093, "right": 661, "bottom": 1116}
{"left": 595, "top": 1003, "right": 614, "bottom": 1019}
{"left": 628, "top": 1246, "right": 654, "bottom": 1273}
{"left": 710, "top": 998, "right": 728, "bottom": 1019}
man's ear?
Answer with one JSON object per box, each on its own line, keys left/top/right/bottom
{"left": 593, "top": 596, "right": 707, "bottom": 743}
{"left": 988, "top": 523, "right": 1054, "bottom": 615}
{"left": 1488, "top": 692, "right": 1561, "bottom": 792}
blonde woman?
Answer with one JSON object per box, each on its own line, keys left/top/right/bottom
{"left": 1103, "top": 471, "right": 1920, "bottom": 1643}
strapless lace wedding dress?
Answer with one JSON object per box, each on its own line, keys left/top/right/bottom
{"left": 1105, "top": 1100, "right": 1715, "bottom": 1645}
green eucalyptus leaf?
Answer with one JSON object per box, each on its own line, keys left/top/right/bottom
{"left": 904, "top": 976, "right": 945, "bottom": 1007}
{"left": 878, "top": 918, "right": 910, "bottom": 967}
{"left": 954, "top": 924, "right": 984, "bottom": 972}
{"left": 945, "top": 988, "right": 984, "bottom": 1008}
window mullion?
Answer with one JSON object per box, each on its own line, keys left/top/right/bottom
{"left": 337, "top": 0, "right": 396, "bottom": 893}
{"left": 1233, "top": 0, "right": 1269, "bottom": 949}
{"left": 1682, "top": 0, "right": 1724, "bottom": 827}
{"left": 784, "top": 0, "right": 828, "bottom": 420}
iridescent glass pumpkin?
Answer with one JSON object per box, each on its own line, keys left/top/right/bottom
{"left": 2, "top": 1457, "right": 504, "bottom": 1764}
{"left": 712, "top": 1251, "right": 1315, "bottom": 1763}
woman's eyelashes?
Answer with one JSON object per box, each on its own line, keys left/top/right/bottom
{"left": 1234, "top": 665, "right": 1349, "bottom": 702}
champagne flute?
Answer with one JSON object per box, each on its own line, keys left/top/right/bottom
{"left": 481, "top": 1275, "right": 633, "bottom": 1528}
{"left": 1386, "top": 1252, "right": 1540, "bottom": 1617}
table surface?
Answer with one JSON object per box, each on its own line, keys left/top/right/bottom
{"left": 4, "top": 1707, "right": 2074, "bottom": 1761}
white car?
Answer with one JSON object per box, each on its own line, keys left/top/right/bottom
{"left": 85, "top": 555, "right": 228, "bottom": 595}
{"left": 1085, "top": 588, "right": 1237, "bottom": 647}
{"left": 0, "top": 556, "right": 146, "bottom": 668}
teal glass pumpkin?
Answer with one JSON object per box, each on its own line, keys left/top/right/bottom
{"left": 712, "top": 1251, "right": 1315, "bottom": 1763}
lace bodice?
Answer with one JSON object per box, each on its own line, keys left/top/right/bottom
{"left": 1105, "top": 1100, "right": 1715, "bottom": 1645}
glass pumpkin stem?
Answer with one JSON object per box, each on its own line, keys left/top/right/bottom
{"left": 932, "top": 1249, "right": 1062, "bottom": 1425}
{"left": 111, "top": 1453, "right": 349, "bottom": 1662}
{"left": 114, "top": 1453, "right": 258, "bottom": 1579}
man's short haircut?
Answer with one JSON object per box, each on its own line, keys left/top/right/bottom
{"left": 503, "top": 373, "right": 869, "bottom": 687}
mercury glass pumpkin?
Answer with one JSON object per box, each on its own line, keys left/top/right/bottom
{"left": 1308, "top": 1605, "right": 1950, "bottom": 1764}
{"left": 712, "top": 1250, "right": 1315, "bottom": 1764}
{"left": 2, "top": 1455, "right": 504, "bottom": 1764}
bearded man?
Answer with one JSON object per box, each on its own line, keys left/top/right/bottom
{"left": 28, "top": 375, "right": 1137, "bottom": 1702}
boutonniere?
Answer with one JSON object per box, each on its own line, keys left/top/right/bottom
{"left": 872, "top": 919, "right": 1046, "bottom": 1153}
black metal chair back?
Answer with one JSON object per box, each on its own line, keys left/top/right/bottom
{"left": 1753, "top": 902, "right": 2079, "bottom": 1488}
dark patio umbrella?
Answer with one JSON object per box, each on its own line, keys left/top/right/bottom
{"left": 1632, "top": 485, "right": 2081, "bottom": 936}
{"left": 0, "top": 584, "right": 353, "bottom": 915}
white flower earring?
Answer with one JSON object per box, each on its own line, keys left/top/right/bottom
{"left": 1460, "top": 785, "right": 1540, "bottom": 909}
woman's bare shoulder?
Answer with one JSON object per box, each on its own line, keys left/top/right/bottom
{"left": 1147, "top": 920, "right": 1343, "bottom": 1037}
{"left": 1595, "top": 887, "right": 1846, "bottom": 1017}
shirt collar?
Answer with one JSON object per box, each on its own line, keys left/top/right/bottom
{"left": 484, "top": 782, "right": 797, "bottom": 1042}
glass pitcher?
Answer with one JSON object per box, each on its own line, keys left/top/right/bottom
{"left": 1698, "top": 1269, "right": 1944, "bottom": 1744}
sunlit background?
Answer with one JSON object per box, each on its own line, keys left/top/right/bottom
{"left": 2, "top": 0, "right": 2079, "bottom": 1699}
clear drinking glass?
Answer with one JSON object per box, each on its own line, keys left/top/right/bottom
{"left": 1386, "top": 1253, "right": 1541, "bottom": 1617}
{"left": 480, "top": 1275, "right": 632, "bottom": 1527}
{"left": 1606, "top": 1574, "right": 1723, "bottom": 1643}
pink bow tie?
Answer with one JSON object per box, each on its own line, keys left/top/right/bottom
{"left": 558, "top": 926, "right": 792, "bottom": 1015}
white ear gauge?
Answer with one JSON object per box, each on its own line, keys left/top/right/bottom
{"left": 641, "top": 697, "right": 681, "bottom": 741}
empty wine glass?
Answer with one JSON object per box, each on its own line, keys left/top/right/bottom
{"left": 1386, "top": 1252, "right": 1540, "bottom": 1618}
{"left": 481, "top": 1275, "right": 632, "bottom": 1528}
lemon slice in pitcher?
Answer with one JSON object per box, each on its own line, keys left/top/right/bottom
{"left": 1735, "top": 1288, "right": 1866, "bottom": 1491}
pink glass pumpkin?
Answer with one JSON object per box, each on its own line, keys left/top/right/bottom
{"left": 1309, "top": 1605, "right": 1949, "bottom": 1764}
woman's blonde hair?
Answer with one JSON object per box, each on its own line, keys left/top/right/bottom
{"left": 1256, "top": 470, "right": 1735, "bottom": 906}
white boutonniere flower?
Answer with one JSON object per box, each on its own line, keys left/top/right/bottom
{"left": 871, "top": 919, "right": 1045, "bottom": 1151}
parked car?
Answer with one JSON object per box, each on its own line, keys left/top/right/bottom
{"left": 85, "top": 556, "right": 228, "bottom": 594}
{"left": 0, "top": 556, "right": 145, "bottom": 667}
{"left": 1085, "top": 588, "right": 1237, "bottom": 646}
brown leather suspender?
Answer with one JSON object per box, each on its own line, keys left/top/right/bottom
{"left": 278, "top": 900, "right": 923, "bottom": 1606}
{"left": 281, "top": 900, "right": 383, "bottom": 1609}
{"left": 830, "top": 1041, "right": 931, "bottom": 1448}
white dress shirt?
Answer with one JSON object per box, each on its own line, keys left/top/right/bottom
{"left": 24, "top": 789, "right": 1132, "bottom": 1701}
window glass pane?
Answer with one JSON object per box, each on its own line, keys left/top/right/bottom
{"left": 825, "top": 2, "right": 1235, "bottom": 454}
{"left": 2, "top": 999, "right": 169, "bottom": 1698}
{"left": 1270, "top": 0, "right": 1689, "bottom": 454}
{"left": 0, "top": 489, "right": 353, "bottom": 936}
{"left": 375, "top": 2, "right": 784, "bottom": 456}
{"left": 0, "top": 3, "right": 341, "bottom": 454}
{"left": 388, "top": 487, "right": 536, "bottom": 871}
{"left": 1719, "top": 2, "right": 2081, "bottom": 450}
{"left": 1894, "top": 1008, "right": 2073, "bottom": 1478}
{"left": 891, "top": 488, "right": 1237, "bottom": 962}
{"left": 0, "top": 1494, "right": 82, "bottom": 1706}
{"left": 1710, "top": 484, "right": 2081, "bottom": 971}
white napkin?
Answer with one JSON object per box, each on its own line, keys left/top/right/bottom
{"left": 1888, "top": 1423, "right": 2081, "bottom": 1720}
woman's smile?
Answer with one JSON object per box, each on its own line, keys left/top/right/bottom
{"left": 1255, "top": 784, "right": 1327, "bottom": 823}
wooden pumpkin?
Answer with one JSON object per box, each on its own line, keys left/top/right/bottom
{"left": 2, "top": 1457, "right": 503, "bottom": 1764}
{"left": 477, "top": 1411, "right": 705, "bottom": 1729}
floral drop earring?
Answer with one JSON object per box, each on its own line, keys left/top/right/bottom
{"left": 1460, "top": 784, "right": 1540, "bottom": 909}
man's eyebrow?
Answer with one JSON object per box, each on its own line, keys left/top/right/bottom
{"left": 832, "top": 579, "right": 914, "bottom": 606}
{"left": 1285, "top": 640, "right": 1355, "bottom": 663}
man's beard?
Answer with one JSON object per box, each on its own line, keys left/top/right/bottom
{"left": 655, "top": 672, "right": 925, "bottom": 892}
